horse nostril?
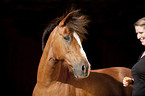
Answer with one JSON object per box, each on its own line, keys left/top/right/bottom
{"left": 82, "top": 65, "right": 86, "bottom": 72}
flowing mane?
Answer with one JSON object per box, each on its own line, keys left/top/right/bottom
{"left": 42, "top": 10, "right": 89, "bottom": 50}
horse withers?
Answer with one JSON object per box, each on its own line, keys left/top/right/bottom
{"left": 33, "top": 10, "right": 132, "bottom": 96}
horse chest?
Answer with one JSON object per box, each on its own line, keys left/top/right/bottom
{"left": 35, "top": 82, "right": 91, "bottom": 96}
{"left": 47, "top": 82, "right": 75, "bottom": 96}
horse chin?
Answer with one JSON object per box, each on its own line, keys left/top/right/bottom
{"left": 73, "top": 68, "right": 90, "bottom": 79}
{"left": 74, "top": 72, "right": 90, "bottom": 79}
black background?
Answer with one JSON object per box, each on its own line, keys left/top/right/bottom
{"left": 3, "top": 0, "right": 145, "bottom": 95}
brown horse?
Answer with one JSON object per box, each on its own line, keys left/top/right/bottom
{"left": 33, "top": 10, "right": 133, "bottom": 96}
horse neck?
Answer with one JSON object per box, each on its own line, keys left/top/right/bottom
{"left": 37, "top": 33, "right": 69, "bottom": 86}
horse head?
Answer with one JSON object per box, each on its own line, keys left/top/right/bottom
{"left": 43, "top": 10, "right": 90, "bottom": 79}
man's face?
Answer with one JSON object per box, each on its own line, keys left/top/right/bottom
{"left": 135, "top": 25, "right": 145, "bottom": 46}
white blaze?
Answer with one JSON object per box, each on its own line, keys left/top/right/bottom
{"left": 73, "top": 32, "right": 88, "bottom": 60}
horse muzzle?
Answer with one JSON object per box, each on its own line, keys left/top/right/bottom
{"left": 73, "top": 61, "right": 91, "bottom": 79}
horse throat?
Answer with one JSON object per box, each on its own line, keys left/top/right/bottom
{"left": 37, "top": 44, "right": 70, "bottom": 86}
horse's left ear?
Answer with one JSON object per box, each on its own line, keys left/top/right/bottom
{"left": 58, "top": 13, "right": 71, "bottom": 26}
{"left": 59, "top": 10, "right": 80, "bottom": 27}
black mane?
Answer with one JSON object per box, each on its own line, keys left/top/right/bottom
{"left": 42, "top": 16, "right": 64, "bottom": 50}
{"left": 42, "top": 9, "right": 89, "bottom": 50}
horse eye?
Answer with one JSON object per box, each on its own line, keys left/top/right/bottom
{"left": 64, "top": 35, "right": 71, "bottom": 41}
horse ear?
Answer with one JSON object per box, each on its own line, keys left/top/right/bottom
{"left": 58, "top": 12, "right": 71, "bottom": 26}
{"left": 58, "top": 10, "right": 80, "bottom": 26}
